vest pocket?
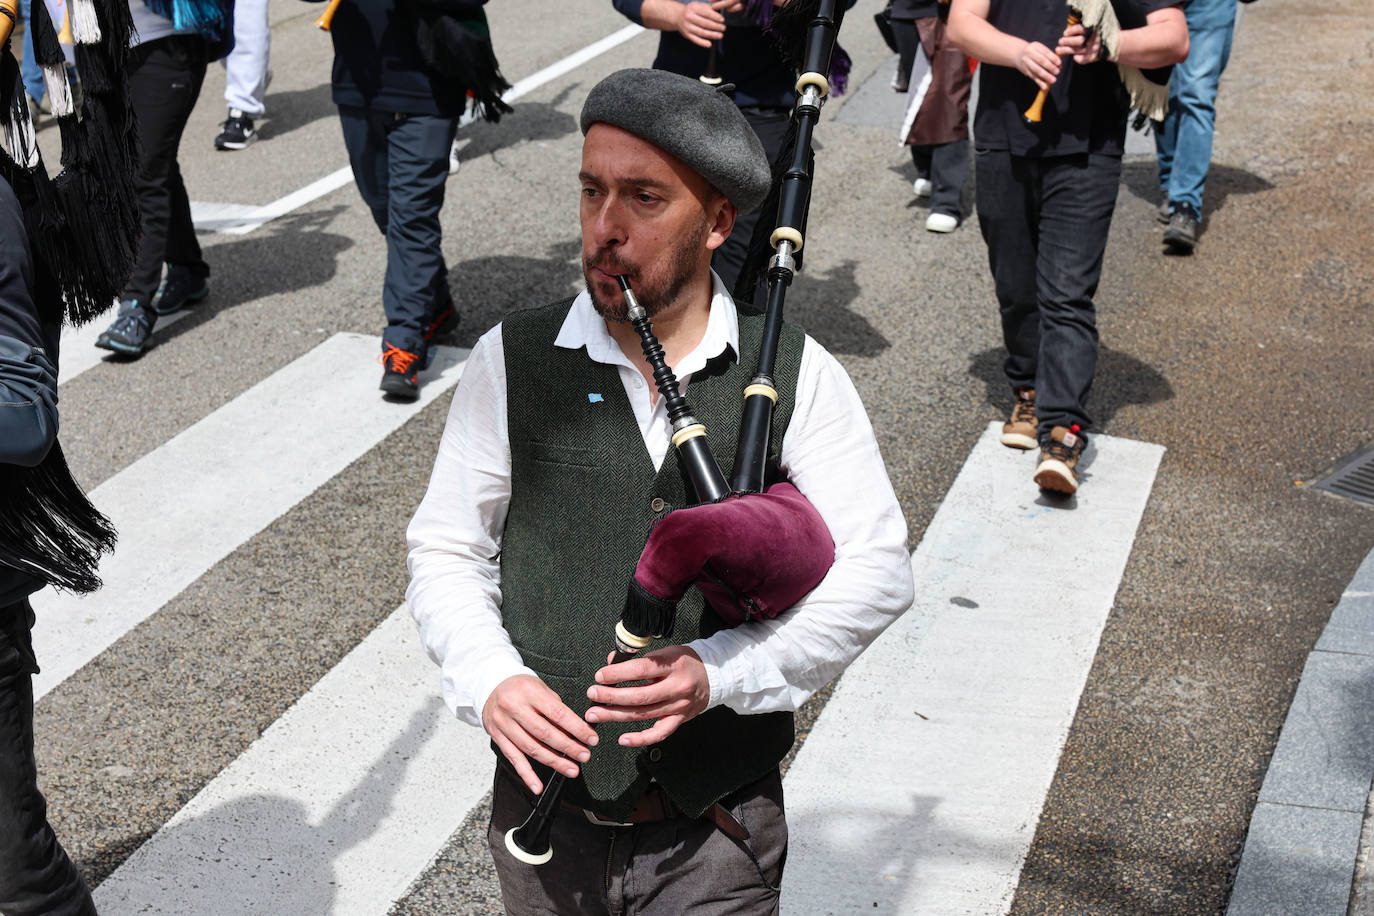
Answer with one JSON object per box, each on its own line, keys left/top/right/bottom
{"left": 526, "top": 440, "right": 599, "bottom": 469}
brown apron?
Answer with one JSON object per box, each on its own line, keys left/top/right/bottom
{"left": 903, "top": 15, "right": 973, "bottom": 147}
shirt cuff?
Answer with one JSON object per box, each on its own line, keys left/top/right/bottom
{"left": 450, "top": 652, "right": 538, "bottom": 728}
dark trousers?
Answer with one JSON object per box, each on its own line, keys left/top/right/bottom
{"left": 912, "top": 140, "right": 969, "bottom": 218}
{"left": 489, "top": 766, "right": 787, "bottom": 915}
{"left": 711, "top": 105, "right": 792, "bottom": 298}
{"left": 974, "top": 149, "right": 1122, "bottom": 442}
{"left": 338, "top": 105, "right": 458, "bottom": 356}
{"left": 122, "top": 36, "right": 210, "bottom": 309}
{"left": 0, "top": 602, "right": 95, "bottom": 916}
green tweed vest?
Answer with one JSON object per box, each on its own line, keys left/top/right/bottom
{"left": 500, "top": 297, "right": 805, "bottom": 820}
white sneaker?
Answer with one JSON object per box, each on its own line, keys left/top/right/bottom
{"left": 912, "top": 177, "right": 932, "bottom": 198}
{"left": 926, "top": 212, "right": 958, "bottom": 233}
{"left": 448, "top": 139, "right": 461, "bottom": 175}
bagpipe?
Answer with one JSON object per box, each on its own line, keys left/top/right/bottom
{"left": 504, "top": 0, "right": 848, "bottom": 868}
{"left": 1022, "top": 0, "right": 1171, "bottom": 127}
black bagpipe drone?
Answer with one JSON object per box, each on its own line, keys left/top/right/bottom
{"left": 505, "top": 0, "right": 848, "bottom": 866}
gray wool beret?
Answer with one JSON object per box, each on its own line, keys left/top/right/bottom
{"left": 580, "top": 68, "right": 773, "bottom": 214}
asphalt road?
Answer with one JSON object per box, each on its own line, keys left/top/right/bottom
{"left": 26, "top": 0, "right": 1374, "bottom": 913}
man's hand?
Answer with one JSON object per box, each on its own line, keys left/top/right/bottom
{"left": 482, "top": 674, "right": 599, "bottom": 794}
{"left": 585, "top": 646, "right": 710, "bottom": 747}
{"left": 677, "top": 0, "right": 741, "bottom": 48}
{"left": 1015, "top": 39, "right": 1062, "bottom": 90}
{"left": 1057, "top": 22, "right": 1103, "bottom": 65}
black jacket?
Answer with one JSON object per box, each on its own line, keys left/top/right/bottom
{"left": 0, "top": 175, "right": 59, "bottom": 609}
{"left": 329, "top": 0, "right": 487, "bottom": 117}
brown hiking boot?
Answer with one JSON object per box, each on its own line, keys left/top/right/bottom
{"left": 1000, "top": 388, "right": 1037, "bottom": 450}
{"left": 1034, "top": 425, "right": 1086, "bottom": 494}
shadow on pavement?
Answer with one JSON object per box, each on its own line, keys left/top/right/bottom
{"left": 1121, "top": 159, "right": 1275, "bottom": 217}
{"left": 144, "top": 206, "right": 355, "bottom": 351}
{"left": 455, "top": 86, "right": 581, "bottom": 162}
{"left": 968, "top": 343, "right": 1174, "bottom": 430}
{"left": 257, "top": 83, "right": 337, "bottom": 143}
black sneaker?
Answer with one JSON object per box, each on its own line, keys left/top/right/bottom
{"left": 154, "top": 265, "right": 209, "bottom": 315}
{"left": 379, "top": 344, "right": 422, "bottom": 401}
{"left": 1163, "top": 203, "right": 1200, "bottom": 254}
{"left": 95, "top": 299, "right": 155, "bottom": 356}
{"left": 214, "top": 109, "right": 257, "bottom": 151}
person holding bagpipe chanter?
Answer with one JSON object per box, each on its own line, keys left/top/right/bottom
{"left": 405, "top": 50, "right": 913, "bottom": 914}
{"left": 610, "top": 0, "right": 853, "bottom": 297}
{"left": 947, "top": 0, "right": 1188, "bottom": 494}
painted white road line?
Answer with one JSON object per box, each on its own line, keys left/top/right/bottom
{"left": 782, "top": 422, "right": 1164, "bottom": 916}
{"left": 57, "top": 306, "right": 194, "bottom": 386}
{"left": 192, "top": 23, "right": 646, "bottom": 236}
{"left": 94, "top": 604, "right": 492, "bottom": 916}
{"left": 30, "top": 333, "right": 469, "bottom": 700}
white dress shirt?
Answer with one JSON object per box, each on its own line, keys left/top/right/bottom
{"left": 406, "top": 274, "right": 914, "bottom": 728}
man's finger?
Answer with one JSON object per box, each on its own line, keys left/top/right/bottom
{"left": 618, "top": 715, "right": 686, "bottom": 747}
{"left": 506, "top": 719, "right": 584, "bottom": 778}
{"left": 492, "top": 732, "right": 545, "bottom": 795}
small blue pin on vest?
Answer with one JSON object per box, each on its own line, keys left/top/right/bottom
{"left": 588, "top": 393, "right": 604, "bottom": 403}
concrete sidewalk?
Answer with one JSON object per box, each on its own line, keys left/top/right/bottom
{"left": 1228, "top": 549, "right": 1374, "bottom": 915}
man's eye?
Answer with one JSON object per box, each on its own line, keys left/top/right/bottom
{"left": 635, "top": 193, "right": 658, "bottom": 204}
{"left": 581, "top": 187, "right": 600, "bottom": 198}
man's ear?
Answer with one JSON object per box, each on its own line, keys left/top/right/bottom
{"left": 705, "top": 196, "right": 737, "bottom": 252}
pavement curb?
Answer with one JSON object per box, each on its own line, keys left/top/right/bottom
{"left": 1228, "top": 549, "right": 1374, "bottom": 915}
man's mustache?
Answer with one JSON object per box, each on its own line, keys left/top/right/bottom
{"left": 585, "top": 250, "right": 635, "bottom": 278}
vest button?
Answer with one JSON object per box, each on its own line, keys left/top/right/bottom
{"left": 650, "top": 497, "right": 666, "bottom": 513}
{"left": 648, "top": 748, "right": 663, "bottom": 763}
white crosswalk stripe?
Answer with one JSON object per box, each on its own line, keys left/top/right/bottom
{"left": 30, "top": 333, "right": 469, "bottom": 701}
{"left": 783, "top": 424, "right": 1164, "bottom": 915}
{"left": 93, "top": 605, "right": 492, "bottom": 915}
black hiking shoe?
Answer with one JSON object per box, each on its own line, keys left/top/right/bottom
{"left": 379, "top": 344, "right": 422, "bottom": 401}
{"left": 95, "top": 299, "right": 155, "bottom": 356}
{"left": 153, "top": 265, "right": 209, "bottom": 315}
{"left": 1163, "top": 203, "right": 1200, "bottom": 254}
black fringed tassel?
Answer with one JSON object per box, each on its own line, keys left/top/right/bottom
{"left": 0, "top": 442, "right": 116, "bottom": 595}
{"left": 409, "top": 5, "right": 513, "bottom": 123}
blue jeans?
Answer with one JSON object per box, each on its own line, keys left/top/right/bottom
{"left": 18, "top": 0, "right": 46, "bottom": 102}
{"left": 338, "top": 106, "right": 458, "bottom": 356}
{"left": 975, "top": 150, "right": 1123, "bottom": 443}
{"left": 1154, "top": 0, "right": 1237, "bottom": 215}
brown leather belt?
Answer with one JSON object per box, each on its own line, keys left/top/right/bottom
{"left": 565, "top": 784, "right": 750, "bottom": 841}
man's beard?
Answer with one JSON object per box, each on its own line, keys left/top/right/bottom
{"left": 584, "top": 223, "right": 709, "bottom": 322}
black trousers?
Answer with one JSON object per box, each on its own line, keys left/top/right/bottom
{"left": 711, "top": 105, "right": 792, "bottom": 299}
{"left": 0, "top": 601, "right": 95, "bottom": 916}
{"left": 974, "top": 149, "right": 1122, "bottom": 443}
{"left": 122, "top": 36, "right": 210, "bottom": 309}
{"left": 338, "top": 106, "right": 458, "bottom": 356}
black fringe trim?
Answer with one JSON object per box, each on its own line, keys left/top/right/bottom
{"left": 0, "top": 442, "right": 116, "bottom": 595}
{"left": 407, "top": 4, "right": 514, "bottom": 123}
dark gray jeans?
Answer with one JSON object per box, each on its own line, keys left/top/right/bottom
{"left": 489, "top": 765, "right": 787, "bottom": 915}
{"left": 0, "top": 601, "right": 96, "bottom": 916}
{"left": 338, "top": 106, "right": 458, "bottom": 356}
{"left": 974, "top": 149, "right": 1122, "bottom": 443}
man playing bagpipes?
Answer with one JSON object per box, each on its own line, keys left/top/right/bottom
{"left": 405, "top": 64, "right": 913, "bottom": 913}
{"left": 948, "top": 0, "right": 1189, "bottom": 494}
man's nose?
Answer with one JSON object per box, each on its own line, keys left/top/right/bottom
{"left": 589, "top": 198, "right": 626, "bottom": 250}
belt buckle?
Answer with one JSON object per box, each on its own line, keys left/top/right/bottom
{"left": 582, "top": 809, "right": 635, "bottom": 828}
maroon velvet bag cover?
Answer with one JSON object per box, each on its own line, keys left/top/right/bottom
{"left": 632, "top": 481, "right": 835, "bottom": 628}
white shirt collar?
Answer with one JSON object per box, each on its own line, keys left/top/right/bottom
{"left": 554, "top": 271, "right": 740, "bottom": 377}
